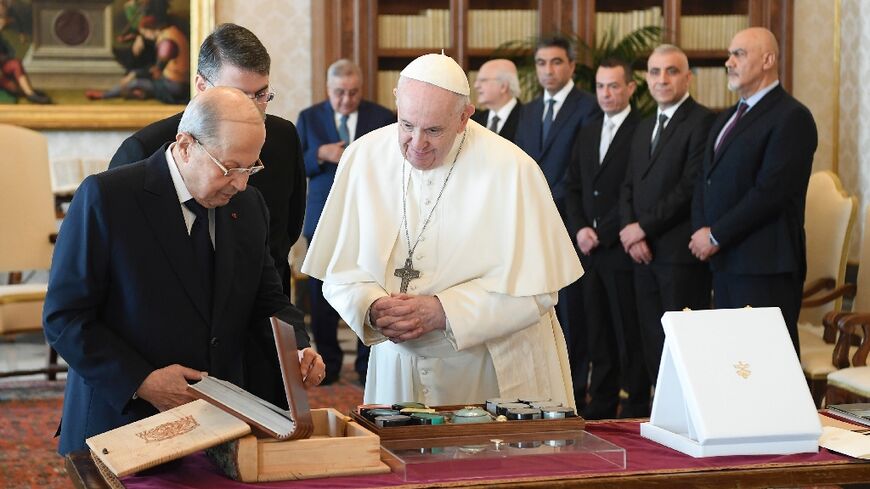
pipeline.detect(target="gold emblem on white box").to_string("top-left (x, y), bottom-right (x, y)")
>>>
top-left (734, 361), bottom-right (751, 379)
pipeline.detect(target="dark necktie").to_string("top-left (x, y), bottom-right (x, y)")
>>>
top-left (541, 99), bottom-right (556, 142)
top-left (488, 114), bottom-right (500, 132)
top-left (184, 199), bottom-right (214, 315)
top-left (714, 101), bottom-right (748, 156)
top-left (650, 112), bottom-right (668, 156)
top-left (337, 114), bottom-right (350, 145)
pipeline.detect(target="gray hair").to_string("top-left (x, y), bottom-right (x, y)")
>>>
top-left (496, 70), bottom-right (521, 98)
top-left (178, 94), bottom-right (223, 149)
top-left (327, 59), bottom-right (363, 83)
top-left (197, 23), bottom-right (270, 82)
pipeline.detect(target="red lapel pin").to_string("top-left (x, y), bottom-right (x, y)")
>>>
top-left (231, 212), bottom-right (238, 219)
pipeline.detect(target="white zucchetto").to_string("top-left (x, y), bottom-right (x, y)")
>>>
top-left (399, 53), bottom-right (470, 96)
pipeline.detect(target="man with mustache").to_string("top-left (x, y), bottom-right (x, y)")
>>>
top-left (690, 27), bottom-right (817, 356)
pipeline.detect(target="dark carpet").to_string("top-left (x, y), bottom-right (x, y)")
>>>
top-left (0, 371), bottom-right (364, 489)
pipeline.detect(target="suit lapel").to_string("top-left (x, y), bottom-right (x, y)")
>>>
top-left (599, 110), bottom-right (636, 172)
top-left (526, 98), bottom-right (544, 158)
top-left (643, 98), bottom-right (695, 177)
top-left (320, 101), bottom-right (341, 142)
top-left (542, 88), bottom-right (579, 152)
top-left (501, 103), bottom-right (521, 137)
top-left (139, 147), bottom-right (212, 323)
top-left (587, 118), bottom-right (604, 180)
top-left (211, 202), bottom-right (236, 321)
top-left (710, 86), bottom-right (784, 171)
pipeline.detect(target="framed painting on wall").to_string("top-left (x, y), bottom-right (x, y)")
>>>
top-left (0, 0), bottom-right (214, 129)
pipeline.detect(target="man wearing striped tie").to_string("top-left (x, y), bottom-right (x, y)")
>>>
top-left (297, 59), bottom-right (394, 386)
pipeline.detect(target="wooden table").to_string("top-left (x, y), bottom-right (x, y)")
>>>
top-left (65, 420), bottom-right (870, 489)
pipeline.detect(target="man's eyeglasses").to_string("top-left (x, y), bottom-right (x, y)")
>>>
top-left (199, 73), bottom-right (276, 104)
top-left (194, 139), bottom-right (265, 177)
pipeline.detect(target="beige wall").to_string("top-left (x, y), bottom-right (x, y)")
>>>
top-left (216, 0), bottom-right (313, 122)
top-left (839, 0), bottom-right (870, 258)
top-left (794, 0), bottom-right (836, 174)
top-left (795, 0), bottom-right (869, 260)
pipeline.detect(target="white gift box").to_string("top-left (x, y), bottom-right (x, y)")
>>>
top-left (640, 307), bottom-right (821, 457)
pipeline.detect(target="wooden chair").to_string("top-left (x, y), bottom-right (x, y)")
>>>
top-left (801, 202), bottom-right (870, 407)
top-left (799, 171), bottom-right (857, 343)
top-left (826, 317), bottom-right (870, 405)
top-left (797, 172), bottom-right (858, 406)
top-left (0, 123), bottom-right (66, 379)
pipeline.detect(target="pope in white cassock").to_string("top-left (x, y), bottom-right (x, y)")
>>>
top-left (302, 53), bottom-right (583, 408)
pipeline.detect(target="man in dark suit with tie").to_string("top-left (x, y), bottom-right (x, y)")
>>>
top-left (619, 45), bottom-right (714, 399)
top-left (515, 35), bottom-right (600, 410)
top-left (565, 58), bottom-right (644, 419)
top-left (107, 24), bottom-right (305, 408)
top-left (297, 59), bottom-right (394, 385)
top-left (471, 58), bottom-right (523, 141)
top-left (690, 28), bottom-right (817, 355)
top-left (109, 24), bottom-right (305, 299)
top-left (44, 87), bottom-right (326, 455)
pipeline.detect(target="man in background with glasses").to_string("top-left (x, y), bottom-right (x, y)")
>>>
top-left (297, 59), bottom-right (394, 386)
top-left (45, 87), bottom-right (325, 455)
top-left (108, 23), bottom-right (306, 409)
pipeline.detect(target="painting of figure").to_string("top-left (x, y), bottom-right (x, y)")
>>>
top-left (0, 0), bottom-right (190, 105)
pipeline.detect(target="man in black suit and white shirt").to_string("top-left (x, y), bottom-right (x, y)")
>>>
top-left (471, 59), bottom-right (522, 142)
top-left (690, 28), bottom-right (817, 355)
top-left (619, 45), bottom-right (714, 401)
top-left (565, 58), bottom-right (644, 419)
top-left (107, 23), bottom-right (306, 410)
top-left (515, 37), bottom-right (600, 410)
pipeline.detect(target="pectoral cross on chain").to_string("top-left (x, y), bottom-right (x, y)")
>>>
top-left (394, 257), bottom-right (420, 293)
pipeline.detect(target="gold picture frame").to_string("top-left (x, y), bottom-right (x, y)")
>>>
top-left (0, 0), bottom-right (214, 130)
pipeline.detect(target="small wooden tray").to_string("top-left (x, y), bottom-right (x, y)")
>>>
top-left (350, 404), bottom-right (585, 441)
top-left (209, 407), bottom-right (390, 482)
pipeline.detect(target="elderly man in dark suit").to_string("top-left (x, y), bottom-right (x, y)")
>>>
top-left (109, 24), bottom-right (305, 297)
top-left (44, 87), bottom-right (326, 455)
top-left (565, 58), bottom-right (644, 419)
top-left (515, 35), bottom-right (600, 411)
top-left (471, 58), bottom-right (523, 141)
top-left (107, 23), bottom-right (305, 408)
top-left (297, 59), bottom-right (394, 385)
top-left (619, 45), bottom-right (714, 405)
top-left (690, 27), bottom-right (817, 355)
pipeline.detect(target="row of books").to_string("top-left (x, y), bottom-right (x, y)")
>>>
top-left (467, 9), bottom-right (538, 49)
top-left (689, 67), bottom-right (740, 109)
top-left (376, 71), bottom-right (401, 110)
top-left (681, 15), bottom-right (749, 50)
top-left (595, 7), bottom-right (663, 45)
top-left (378, 70), bottom-right (482, 110)
top-left (378, 10), bottom-right (450, 49)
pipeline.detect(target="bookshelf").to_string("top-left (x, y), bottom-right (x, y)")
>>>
top-left (311, 0), bottom-right (793, 111)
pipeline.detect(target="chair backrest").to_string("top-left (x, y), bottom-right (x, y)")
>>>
top-left (0, 124), bottom-right (56, 272)
top-left (854, 205), bottom-right (870, 313)
top-left (800, 171), bottom-right (858, 324)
